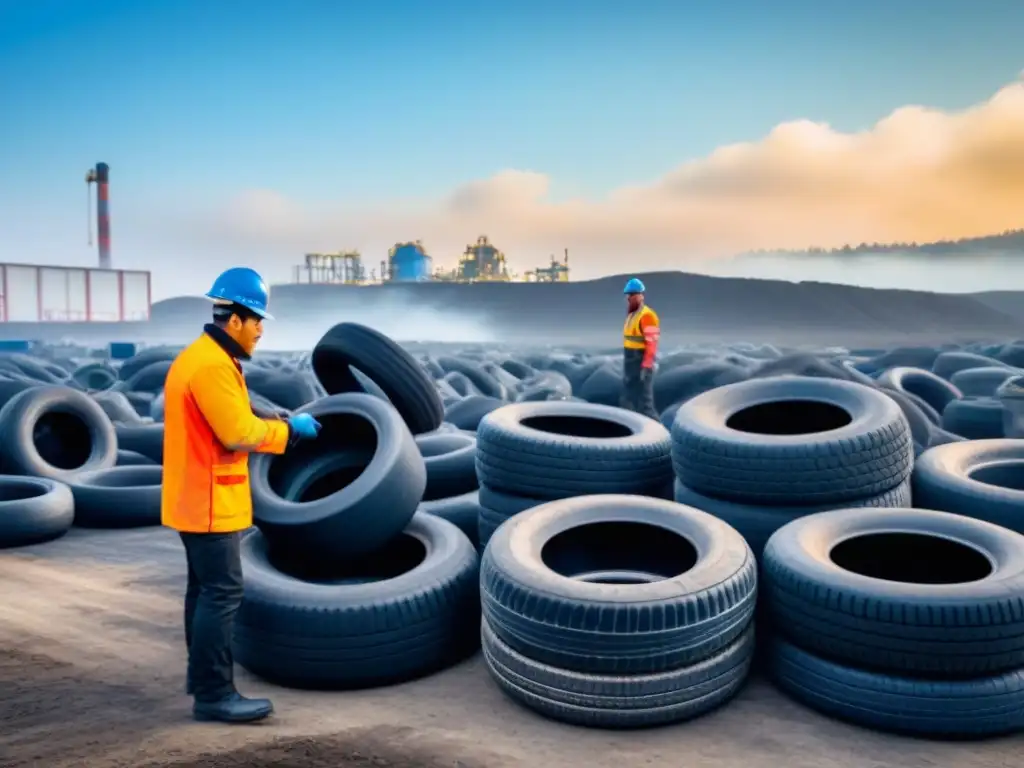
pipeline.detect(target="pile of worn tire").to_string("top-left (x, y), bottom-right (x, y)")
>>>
top-left (479, 493), bottom-right (758, 728)
top-left (8, 329), bottom-right (1024, 735)
top-left (760, 506), bottom-right (1024, 737)
top-left (0, 375), bottom-right (165, 548)
top-left (669, 375), bottom-right (915, 556)
top-left (235, 323), bottom-right (482, 690)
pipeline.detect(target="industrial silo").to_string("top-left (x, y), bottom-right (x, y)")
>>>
top-left (388, 241), bottom-right (433, 282)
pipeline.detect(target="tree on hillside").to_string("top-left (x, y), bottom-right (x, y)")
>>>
top-left (743, 229), bottom-right (1024, 258)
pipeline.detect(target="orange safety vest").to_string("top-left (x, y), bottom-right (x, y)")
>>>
top-left (623, 305), bottom-right (659, 350)
top-left (161, 331), bottom-right (290, 533)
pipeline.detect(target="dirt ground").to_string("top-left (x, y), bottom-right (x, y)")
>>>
top-left (0, 528), bottom-right (1021, 768)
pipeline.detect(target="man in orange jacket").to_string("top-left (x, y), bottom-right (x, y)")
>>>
top-left (162, 267), bottom-right (321, 724)
top-left (621, 277), bottom-right (660, 419)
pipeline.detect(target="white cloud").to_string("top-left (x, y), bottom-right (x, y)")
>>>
top-left (190, 79), bottom-right (1024, 279)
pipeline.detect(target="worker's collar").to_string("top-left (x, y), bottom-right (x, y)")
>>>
top-left (204, 323), bottom-right (252, 361)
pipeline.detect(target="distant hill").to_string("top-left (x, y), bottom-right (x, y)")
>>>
top-left (742, 229), bottom-right (1024, 258)
top-left (2, 270), bottom-right (1021, 348)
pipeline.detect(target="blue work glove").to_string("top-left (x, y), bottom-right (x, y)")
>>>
top-left (288, 413), bottom-right (322, 440)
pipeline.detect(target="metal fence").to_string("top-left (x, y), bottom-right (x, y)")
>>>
top-left (0, 263), bottom-right (152, 322)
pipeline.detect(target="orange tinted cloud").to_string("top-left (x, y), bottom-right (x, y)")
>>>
top-left (201, 77), bottom-right (1024, 278)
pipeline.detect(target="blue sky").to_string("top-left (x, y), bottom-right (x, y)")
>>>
top-left (1, 0), bottom-right (1022, 302)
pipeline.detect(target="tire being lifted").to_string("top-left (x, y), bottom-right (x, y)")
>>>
top-left (233, 513), bottom-right (480, 689)
top-left (671, 376), bottom-right (913, 505)
top-left (311, 322), bottom-right (444, 435)
top-left (0, 385), bottom-right (117, 483)
top-left (250, 393), bottom-right (426, 560)
top-left (0, 476), bottom-right (75, 548)
top-left (763, 507), bottom-right (1024, 677)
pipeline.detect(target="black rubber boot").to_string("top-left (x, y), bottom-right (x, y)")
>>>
top-left (193, 692), bottom-right (274, 723)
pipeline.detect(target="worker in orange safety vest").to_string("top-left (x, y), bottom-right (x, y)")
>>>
top-left (621, 277), bottom-right (660, 419)
top-left (161, 267), bottom-right (322, 724)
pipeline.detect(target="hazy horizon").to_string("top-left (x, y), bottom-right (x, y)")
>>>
top-left (2, 1), bottom-right (1022, 301)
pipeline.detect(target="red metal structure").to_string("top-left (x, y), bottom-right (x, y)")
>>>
top-left (0, 263), bottom-right (151, 323)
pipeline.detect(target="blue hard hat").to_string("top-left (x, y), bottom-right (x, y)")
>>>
top-left (623, 277), bottom-right (646, 294)
top-left (205, 267), bottom-right (273, 319)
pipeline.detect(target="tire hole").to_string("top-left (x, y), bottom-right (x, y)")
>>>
top-left (968, 463), bottom-right (1024, 492)
top-left (520, 415), bottom-right (633, 439)
top-left (266, 414), bottom-right (377, 502)
top-left (34, 411), bottom-right (93, 470)
top-left (542, 521), bottom-right (698, 583)
top-left (267, 532), bottom-right (426, 585)
top-left (726, 400), bottom-right (852, 435)
top-left (0, 481), bottom-right (49, 502)
top-left (830, 532), bottom-right (992, 584)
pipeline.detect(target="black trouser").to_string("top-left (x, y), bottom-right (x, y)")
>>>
top-left (180, 531), bottom-right (244, 702)
top-left (621, 348), bottom-right (658, 419)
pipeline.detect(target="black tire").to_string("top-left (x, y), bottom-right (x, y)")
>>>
top-left (876, 366), bottom-right (962, 414)
top-left (246, 370), bottom-right (318, 411)
top-left (116, 449), bottom-right (157, 466)
top-left (672, 477), bottom-right (912, 557)
top-left (250, 393), bottom-right (426, 560)
top-left (114, 423), bottom-right (164, 464)
top-left (419, 490), bottom-right (481, 549)
top-left (671, 376), bottom-right (913, 505)
top-left (763, 506), bottom-right (1024, 677)
top-left (481, 494), bottom-right (757, 674)
top-left (117, 348), bottom-right (177, 381)
top-left (941, 397), bottom-right (1005, 439)
top-left (443, 395), bottom-right (505, 431)
top-left (436, 357), bottom-right (508, 399)
top-left (482, 619), bottom-right (754, 729)
top-left (415, 431), bottom-right (478, 501)
top-left (233, 514), bottom-right (480, 689)
top-left (932, 351), bottom-right (1008, 380)
top-left (0, 385), bottom-right (117, 483)
top-left (68, 465), bottom-right (162, 528)
top-left (311, 323), bottom-right (443, 434)
top-left (92, 390), bottom-right (145, 424)
top-left (912, 439), bottom-right (1024, 534)
top-left (768, 637), bottom-right (1024, 738)
top-left (951, 366), bottom-right (1019, 397)
top-left (0, 476), bottom-right (75, 548)
top-left (123, 359), bottom-right (172, 393)
top-left (71, 363), bottom-right (118, 391)
top-left (477, 484), bottom-right (549, 550)
top-left (476, 401), bottom-right (673, 500)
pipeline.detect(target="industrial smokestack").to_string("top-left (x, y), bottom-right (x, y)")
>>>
top-left (95, 163), bottom-right (111, 269)
top-left (86, 163), bottom-right (112, 269)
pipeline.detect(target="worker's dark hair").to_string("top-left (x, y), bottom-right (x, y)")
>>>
top-left (212, 302), bottom-right (260, 326)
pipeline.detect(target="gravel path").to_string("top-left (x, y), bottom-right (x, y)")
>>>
top-left (0, 527), bottom-right (1019, 768)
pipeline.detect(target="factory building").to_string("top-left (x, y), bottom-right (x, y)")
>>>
top-left (387, 241), bottom-right (433, 282)
top-left (457, 235), bottom-right (509, 281)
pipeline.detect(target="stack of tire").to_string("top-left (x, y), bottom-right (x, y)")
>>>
top-left (474, 401), bottom-right (675, 548)
top-left (480, 494), bottom-right (758, 728)
top-left (232, 323), bottom-right (481, 690)
top-left (761, 507), bottom-right (1024, 737)
top-left (669, 376), bottom-right (915, 557)
top-left (0, 384), bottom-right (165, 549)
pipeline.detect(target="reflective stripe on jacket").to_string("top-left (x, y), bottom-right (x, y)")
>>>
top-left (623, 305), bottom-right (659, 350)
top-left (161, 328), bottom-right (290, 533)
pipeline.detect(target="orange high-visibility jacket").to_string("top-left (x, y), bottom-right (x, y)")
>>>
top-left (161, 330), bottom-right (290, 533)
top-left (623, 305), bottom-right (659, 350)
